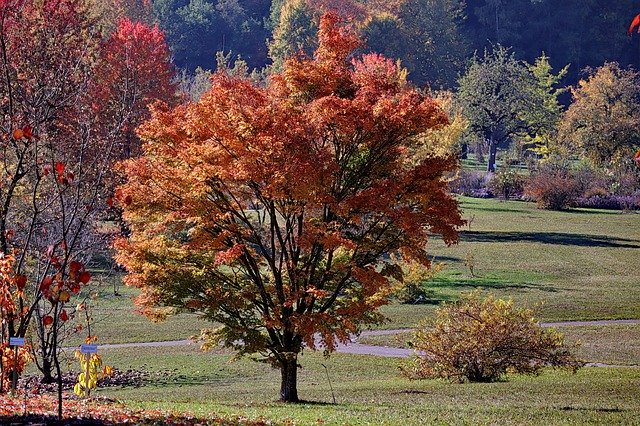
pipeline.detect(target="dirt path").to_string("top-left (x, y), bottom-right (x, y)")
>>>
top-left (95, 318), bottom-right (640, 365)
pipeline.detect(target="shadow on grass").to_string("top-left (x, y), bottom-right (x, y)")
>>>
top-left (460, 231), bottom-right (640, 248)
top-left (470, 205), bottom-right (531, 214)
top-left (427, 276), bottom-right (558, 293)
top-left (431, 255), bottom-right (462, 263)
top-left (559, 406), bottom-right (626, 413)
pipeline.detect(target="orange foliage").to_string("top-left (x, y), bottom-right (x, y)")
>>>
top-left (115, 12), bottom-right (463, 401)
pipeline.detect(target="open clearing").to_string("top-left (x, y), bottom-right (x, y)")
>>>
top-left (44, 197), bottom-right (638, 424)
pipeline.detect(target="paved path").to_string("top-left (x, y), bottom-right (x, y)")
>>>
top-left (95, 319), bottom-right (640, 366)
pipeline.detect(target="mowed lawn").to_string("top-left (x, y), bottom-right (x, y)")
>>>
top-left (382, 196), bottom-right (640, 327)
top-left (50, 197), bottom-right (639, 425)
top-left (91, 345), bottom-right (640, 425)
top-left (84, 197), bottom-right (640, 345)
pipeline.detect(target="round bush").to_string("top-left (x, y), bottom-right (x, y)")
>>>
top-left (403, 292), bottom-right (582, 383)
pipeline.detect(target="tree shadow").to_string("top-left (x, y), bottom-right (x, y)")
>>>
top-left (559, 406), bottom-right (626, 413)
top-left (460, 231), bottom-right (640, 248)
top-left (567, 208), bottom-right (629, 216)
top-left (431, 255), bottom-right (462, 263)
top-left (470, 206), bottom-right (531, 214)
top-left (428, 276), bottom-right (558, 293)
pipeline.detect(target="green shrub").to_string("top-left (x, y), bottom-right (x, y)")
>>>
top-left (488, 169), bottom-right (525, 200)
top-left (402, 292), bottom-right (583, 383)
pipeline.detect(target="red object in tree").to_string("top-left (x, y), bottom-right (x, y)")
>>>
top-left (43, 315), bottom-right (54, 326)
top-left (634, 149), bottom-right (640, 166)
top-left (22, 125), bottom-right (33, 139)
top-left (79, 271), bottom-right (91, 284)
top-left (69, 260), bottom-right (83, 273)
top-left (15, 275), bottom-right (27, 290)
top-left (40, 276), bottom-right (53, 292)
top-left (54, 161), bottom-right (65, 176)
top-left (629, 13), bottom-right (640, 35)
top-left (59, 309), bottom-right (69, 321)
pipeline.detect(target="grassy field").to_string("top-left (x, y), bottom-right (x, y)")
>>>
top-left (46, 197), bottom-right (639, 425)
top-left (87, 345), bottom-right (640, 425)
top-left (76, 196), bottom-right (640, 346)
top-left (380, 196), bottom-right (640, 328)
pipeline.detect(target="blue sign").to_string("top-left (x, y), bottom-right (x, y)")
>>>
top-left (9, 337), bottom-right (25, 346)
top-left (80, 344), bottom-right (98, 354)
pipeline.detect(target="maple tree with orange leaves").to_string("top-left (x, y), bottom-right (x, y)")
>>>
top-left (115, 13), bottom-right (464, 402)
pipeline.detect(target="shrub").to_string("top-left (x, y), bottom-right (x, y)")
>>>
top-left (449, 170), bottom-right (492, 198)
top-left (394, 282), bottom-right (439, 304)
top-left (575, 193), bottom-right (640, 210)
top-left (524, 163), bottom-right (580, 210)
top-left (402, 292), bottom-right (582, 383)
top-left (392, 260), bottom-right (443, 305)
top-left (488, 169), bottom-right (525, 200)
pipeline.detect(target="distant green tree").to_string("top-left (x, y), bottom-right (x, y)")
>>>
top-left (152, 0), bottom-right (270, 72)
top-left (465, 0), bottom-right (639, 84)
top-left (268, 0), bottom-right (318, 70)
top-left (522, 55), bottom-right (568, 157)
top-left (457, 46), bottom-right (543, 172)
top-left (362, 0), bottom-right (469, 88)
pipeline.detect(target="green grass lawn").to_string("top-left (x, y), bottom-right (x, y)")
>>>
top-left (380, 197), bottom-right (640, 328)
top-left (67, 197), bottom-right (639, 345)
top-left (40, 197), bottom-right (640, 425)
top-left (90, 345), bottom-right (640, 425)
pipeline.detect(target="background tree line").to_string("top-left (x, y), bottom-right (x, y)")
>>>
top-left (143, 0), bottom-right (640, 89)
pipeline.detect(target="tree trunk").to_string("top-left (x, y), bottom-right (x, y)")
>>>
top-left (460, 143), bottom-right (468, 159)
top-left (40, 358), bottom-right (55, 384)
top-left (487, 140), bottom-right (498, 173)
top-left (279, 357), bottom-right (299, 403)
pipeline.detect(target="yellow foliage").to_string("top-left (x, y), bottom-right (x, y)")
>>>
top-left (73, 351), bottom-right (112, 397)
top-left (403, 291), bottom-right (583, 382)
top-left (408, 90), bottom-right (467, 162)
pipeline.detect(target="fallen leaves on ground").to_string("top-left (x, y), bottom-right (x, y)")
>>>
top-left (0, 393), bottom-right (276, 425)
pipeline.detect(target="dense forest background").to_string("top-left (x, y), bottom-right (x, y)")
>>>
top-left (142, 0), bottom-right (640, 90)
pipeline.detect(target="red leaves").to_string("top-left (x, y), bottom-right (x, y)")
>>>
top-left (40, 276), bottom-right (53, 292)
top-left (79, 271), bottom-right (91, 284)
top-left (22, 125), bottom-right (32, 139)
top-left (42, 315), bottom-right (54, 326)
top-left (14, 274), bottom-right (27, 290)
top-left (0, 393), bottom-right (273, 425)
top-left (629, 13), bottom-right (640, 35)
top-left (69, 260), bottom-right (83, 273)
top-left (59, 309), bottom-right (69, 321)
top-left (634, 149), bottom-right (640, 167)
top-left (92, 17), bottom-right (178, 158)
top-left (69, 260), bottom-right (90, 285)
top-left (11, 125), bottom-right (32, 140)
top-left (214, 244), bottom-right (245, 266)
top-left (114, 12), bottom-right (463, 380)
